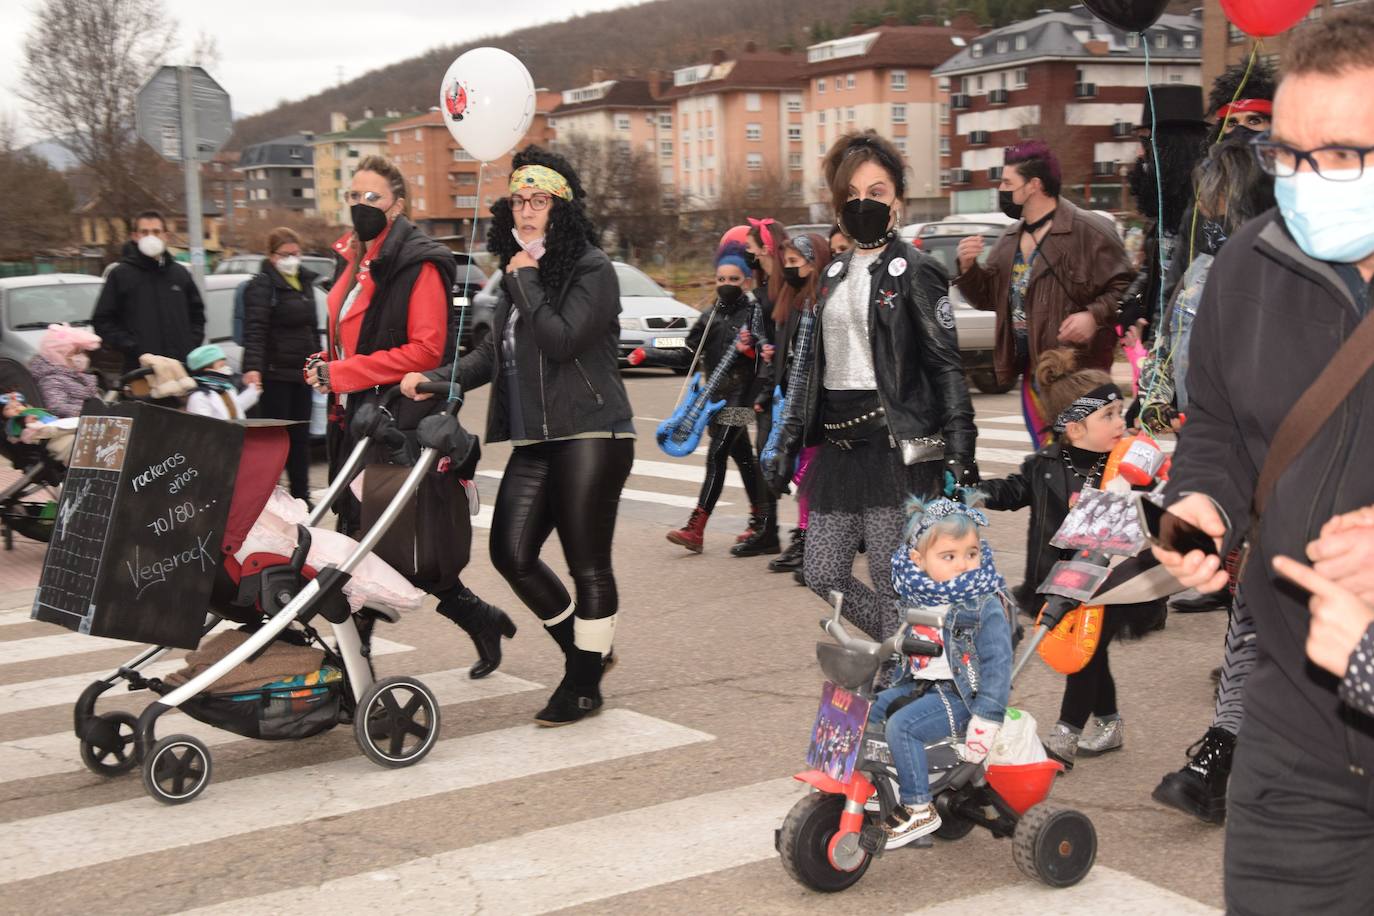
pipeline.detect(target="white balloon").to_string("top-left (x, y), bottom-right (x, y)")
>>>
top-left (440, 47), bottom-right (536, 164)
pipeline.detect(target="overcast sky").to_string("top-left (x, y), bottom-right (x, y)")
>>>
top-left (1, 0), bottom-right (635, 142)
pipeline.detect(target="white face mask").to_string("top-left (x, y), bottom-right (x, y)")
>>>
top-left (512, 228), bottom-right (546, 262)
top-left (137, 234), bottom-right (165, 259)
top-left (276, 255), bottom-right (301, 276)
top-left (1275, 168), bottom-right (1374, 264)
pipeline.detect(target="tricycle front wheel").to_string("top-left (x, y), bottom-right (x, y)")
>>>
top-left (778, 792), bottom-right (872, 892)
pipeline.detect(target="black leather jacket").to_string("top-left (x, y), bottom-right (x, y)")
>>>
top-left (792, 240), bottom-right (976, 462)
top-left (640, 291), bottom-right (766, 409)
top-left (430, 246), bottom-right (634, 443)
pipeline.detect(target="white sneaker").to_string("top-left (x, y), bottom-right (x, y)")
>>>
top-left (883, 802), bottom-right (942, 849)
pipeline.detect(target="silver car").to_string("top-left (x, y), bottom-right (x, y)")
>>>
top-left (0, 274), bottom-right (105, 365)
top-left (915, 220), bottom-right (1009, 394)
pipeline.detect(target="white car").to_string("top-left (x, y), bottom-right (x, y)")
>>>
top-left (0, 274), bottom-right (105, 365)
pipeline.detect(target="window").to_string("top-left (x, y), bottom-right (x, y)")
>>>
top-left (939, 102), bottom-right (950, 124)
top-left (1155, 32), bottom-right (1168, 48)
top-left (786, 94), bottom-right (803, 113)
top-left (303, 188), bottom-right (314, 199)
top-left (453, 149), bottom-right (474, 161)
top-left (683, 155), bottom-right (691, 171)
top-left (746, 122), bottom-right (762, 141)
top-left (890, 70), bottom-right (907, 91)
top-left (846, 73), bottom-right (856, 89)
top-left (290, 188), bottom-right (303, 198)
top-left (787, 125), bottom-right (802, 141)
top-left (939, 136), bottom-right (951, 156)
top-left (817, 78), bottom-right (826, 94)
top-left (818, 110), bottom-right (826, 125)
top-left (818, 141), bottom-right (826, 155)
top-left (891, 104), bottom-right (907, 124)
top-left (1183, 34), bottom-right (1197, 49)
top-left (1127, 32), bottom-right (1139, 48)
top-left (788, 151), bottom-right (803, 170)
top-left (1169, 73), bottom-right (1184, 83)
top-left (416, 197), bottom-right (424, 211)
top-left (745, 92), bottom-right (762, 112)
top-left (960, 76), bottom-right (971, 93)
top-left (615, 114), bottom-right (631, 131)
top-left (1015, 35), bottom-right (1027, 51)
top-left (996, 39), bottom-right (1008, 53)
top-left (659, 112), bottom-right (672, 128)
top-left (939, 169), bottom-right (951, 187)
top-left (333, 168), bottom-right (341, 180)
top-left (1015, 68), bottom-right (1028, 88)
top-left (971, 43), bottom-right (983, 58)
top-left (661, 140), bottom-right (673, 156)
top-left (746, 153), bottom-right (763, 170)
top-left (1228, 22), bottom-right (1244, 43)
top-left (415, 151), bottom-right (423, 164)
top-left (416, 174), bottom-right (425, 187)
top-left (846, 107), bottom-right (856, 122)
top-left (835, 77), bottom-right (842, 91)
top-left (414, 128), bottom-right (422, 141)
top-left (290, 168), bottom-right (302, 178)
top-left (455, 195), bottom-right (478, 208)
top-left (707, 127), bottom-right (715, 140)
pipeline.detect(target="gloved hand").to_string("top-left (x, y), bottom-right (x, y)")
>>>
top-left (627, 347), bottom-right (647, 367)
top-left (959, 715), bottom-right (1000, 764)
top-left (763, 423), bottom-right (801, 497)
top-left (418, 414), bottom-right (480, 479)
top-left (946, 456), bottom-right (979, 488)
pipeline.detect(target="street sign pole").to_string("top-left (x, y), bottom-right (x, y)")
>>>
top-left (177, 66), bottom-right (206, 293)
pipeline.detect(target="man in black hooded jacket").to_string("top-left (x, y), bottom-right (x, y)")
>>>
top-left (92, 210), bottom-right (205, 372)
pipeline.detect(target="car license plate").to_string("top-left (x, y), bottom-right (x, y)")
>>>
top-left (653, 337), bottom-right (686, 348)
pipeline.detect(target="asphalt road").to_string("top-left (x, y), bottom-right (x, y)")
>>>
top-left (0, 369), bottom-right (1227, 914)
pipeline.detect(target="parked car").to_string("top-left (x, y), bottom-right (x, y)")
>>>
top-left (0, 273), bottom-right (105, 366)
top-left (916, 220), bottom-right (1011, 394)
top-left (785, 223), bottom-right (832, 240)
top-left (215, 253), bottom-right (338, 288)
top-left (469, 261), bottom-right (701, 372)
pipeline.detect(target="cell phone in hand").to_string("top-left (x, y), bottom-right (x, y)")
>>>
top-left (1136, 495), bottom-right (1219, 557)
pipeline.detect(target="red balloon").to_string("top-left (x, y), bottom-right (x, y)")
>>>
top-left (1220, 0), bottom-right (1319, 38)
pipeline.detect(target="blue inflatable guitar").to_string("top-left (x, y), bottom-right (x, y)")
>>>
top-left (656, 347), bottom-right (739, 457)
top-left (760, 309), bottom-right (817, 478)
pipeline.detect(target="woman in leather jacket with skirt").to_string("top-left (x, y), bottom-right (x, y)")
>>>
top-left (768, 131), bottom-right (978, 642)
top-left (403, 146), bottom-right (634, 726)
top-left (629, 241), bottom-right (774, 555)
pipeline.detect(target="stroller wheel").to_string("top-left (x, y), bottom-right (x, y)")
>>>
top-left (79, 711), bottom-right (141, 777)
top-left (354, 676), bottom-right (441, 768)
top-left (1012, 803), bottom-right (1097, 888)
top-left (142, 735), bottom-right (212, 805)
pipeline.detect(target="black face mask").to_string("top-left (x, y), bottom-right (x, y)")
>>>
top-left (782, 266), bottom-right (807, 290)
top-left (351, 203), bottom-right (389, 242)
top-left (717, 283), bottom-right (744, 306)
top-left (744, 252), bottom-right (761, 270)
top-left (841, 198), bottom-right (892, 246)
top-left (998, 189), bottom-right (1024, 221)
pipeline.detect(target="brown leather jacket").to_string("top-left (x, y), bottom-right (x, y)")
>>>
top-left (954, 198), bottom-right (1131, 386)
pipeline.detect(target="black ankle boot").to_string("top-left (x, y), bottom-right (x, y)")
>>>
top-left (1151, 726), bottom-right (1235, 824)
top-left (534, 647), bottom-right (605, 726)
top-left (437, 588), bottom-right (517, 680)
top-left (769, 528), bottom-right (806, 572)
top-left (730, 506), bottom-right (781, 557)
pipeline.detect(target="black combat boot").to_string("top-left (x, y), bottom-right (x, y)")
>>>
top-left (1151, 726), bottom-right (1235, 824)
top-left (768, 528), bottom-right (806, 572)
top-left (437, 586), bottom-right (517, 680)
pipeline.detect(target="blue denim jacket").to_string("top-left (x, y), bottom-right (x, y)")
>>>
top-left (892, 585), bottom-right (1014, 724)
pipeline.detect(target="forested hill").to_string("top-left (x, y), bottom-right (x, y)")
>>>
top-left (228, 0), bottom-right (1195, 149)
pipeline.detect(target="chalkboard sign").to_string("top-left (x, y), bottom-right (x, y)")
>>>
top-left (31, 402), bottom-right (243, 649)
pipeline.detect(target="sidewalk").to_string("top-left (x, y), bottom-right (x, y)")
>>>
top-left (0, 466), bottom-right (48, 594)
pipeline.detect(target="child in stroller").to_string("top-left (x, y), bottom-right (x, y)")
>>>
top-left (867, 497), bottom-right (1014, 848)
top-left (0, 359), bottom-right (70, 549)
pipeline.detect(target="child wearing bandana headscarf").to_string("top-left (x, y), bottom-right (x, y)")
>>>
top-left (959, 349), bottom-right (1165, 769)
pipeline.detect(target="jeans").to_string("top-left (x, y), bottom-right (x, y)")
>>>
top-left (869, 679), bottom-right (970, 805)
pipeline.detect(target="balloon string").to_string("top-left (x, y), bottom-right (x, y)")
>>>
top-left (448, 160), bottom-right (485, 404)
top-left (1188, 40), bottom-right (1262, 265)
top-left (1144, 40), bottom-right (1166, 379)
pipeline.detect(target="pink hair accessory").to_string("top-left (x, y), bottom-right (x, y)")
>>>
top-left (747, 217), bottom-right (780, 255)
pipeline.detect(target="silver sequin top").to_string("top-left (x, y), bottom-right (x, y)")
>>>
top-left (822, 248), bottom-right (882, 390)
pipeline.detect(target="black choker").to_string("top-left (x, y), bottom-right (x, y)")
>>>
top-left (1022, 209), bottom-right (1056, 234)
top-left (854, 230), bottom-right (896, 250)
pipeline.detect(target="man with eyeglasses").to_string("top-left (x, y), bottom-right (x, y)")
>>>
top-left (1152, 7), bottom-right (1374, 912)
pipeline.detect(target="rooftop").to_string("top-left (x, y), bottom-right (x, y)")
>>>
top-left (804, 25), bottom-right (983, 77)
top-left (237, 133), bottom-right (316, 169)
top-left (934, 5), bottom-right (1202, 75)
top-left (657, 49), bottom-right (806, 99)
top-left (315, 114), bottom-right (412, 143)
top-left (553, 78), bottom-right (667, 116)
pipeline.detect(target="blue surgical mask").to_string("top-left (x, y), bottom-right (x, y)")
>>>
top-left (1274, 169), bottom-right (1374, 264)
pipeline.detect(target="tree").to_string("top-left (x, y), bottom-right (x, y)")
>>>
top-left (0, 117), bottom-right (76, 257)
top-left (553, 133), bottom-right (677, 262)
top-left (17, 0), bottom-right (178, 256)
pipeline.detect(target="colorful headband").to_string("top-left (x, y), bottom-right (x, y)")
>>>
top-left (789, 235), bottom-right (816, 263)
top-left (1215, 99), bottom-right (1272, 119)
top-left (747, 217), bottom-right (779, 255)
top-left (510, 165), bottom-right (573, 201)
top-left (910, 498), bottom-right (990, 546)
top-left (1053, 384), bottom-right (1121, 434)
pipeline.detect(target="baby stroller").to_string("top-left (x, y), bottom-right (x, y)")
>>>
top-left (0, 357), bottom-right (66, 550)
top-left (777, 594), bottom-right (1095, 891)
top-left (71, 382), bottom-right (462, 804)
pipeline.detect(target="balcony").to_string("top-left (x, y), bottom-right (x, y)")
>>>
top-left (949, 168), bottom-right (972, 185)
top-left (1074, 82), bottom-right (1098, 98)
top-left (1093, 161), bottom-right (1119, 177)
top-left (988, 166), bottom-right (1004, 180)
top-left (951, 93), bottom-right (972, 110)
top-left (969, 130), bottom-right (991, 146)
top-left (1111, 121), bottom-right (1135, 138)
top-left (988, 88), bottom-right (1009, 105)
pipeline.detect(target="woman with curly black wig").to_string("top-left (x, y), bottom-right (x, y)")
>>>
top-left (403, 145), bottom-right (634, 726)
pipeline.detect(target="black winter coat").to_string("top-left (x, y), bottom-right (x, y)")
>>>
top-left (434, 246), bottom-right (634, 443)
top-left (92, 241), bottom-right (206, 371)
top-left (242, 262), bottom-right (321, 383)
top-left (640, 291), bottom-right (766, 409)
top-left (795, 241), bottom-right (976, 460)
top-left (1167, 210), bottom-right (1374, 771)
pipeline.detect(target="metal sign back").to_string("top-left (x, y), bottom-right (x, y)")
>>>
top-left (135, 65), bottom-right (232, 162)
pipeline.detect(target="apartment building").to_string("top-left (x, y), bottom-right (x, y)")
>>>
top-left (385, 90), bottom-right (559, 246)
top-left (236, 133), bottom-right (317, 218)
top-left (801, 18), bottom-right (982, 223)
top-left (549, 74), bottom-right (674, 187)
top-left (313, 110), bottom-right (406, 226)
top-left (934, 6), bottom-right (1202, 213)
top-left (1201, 0), bottom-right (1368, 89)
top-left (656, 43), bottom-right (807, 213)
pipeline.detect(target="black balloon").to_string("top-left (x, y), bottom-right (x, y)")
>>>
top-left (1081, 0), bottom-right (1169, 32)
